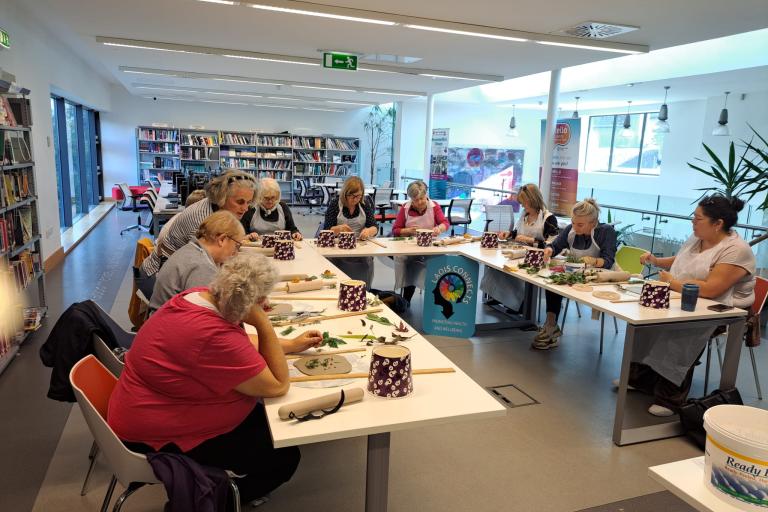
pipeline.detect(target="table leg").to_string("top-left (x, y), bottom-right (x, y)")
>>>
top-left (720, 318), bottom-right (746, 388)
top-left (366, 432), bottom-right (390, 512)
top-left (612, 324), bottom-right (636, 445)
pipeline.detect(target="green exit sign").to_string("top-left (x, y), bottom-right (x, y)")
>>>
top-left (0, 29), bottom-right (9, 49)
top-left (323, 52), bottom-right (357, 71)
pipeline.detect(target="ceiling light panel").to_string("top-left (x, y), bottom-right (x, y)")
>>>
top-left (536, 40), bottom-right (642, 54)
top-left (292, 85), bottom-right (357, 92)
top-left (239, 1), bottom-right (396, 25)
top-left (403, 24), bottom-right (527, 42)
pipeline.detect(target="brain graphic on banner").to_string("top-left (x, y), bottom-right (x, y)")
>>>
top-left (423, 255), bottom-right (479, 338)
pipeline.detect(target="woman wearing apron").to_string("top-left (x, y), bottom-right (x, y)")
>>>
top-left (630, 195), bottom-right (755, 416)
top-left (392, 180), bottom-right (450, 305)
top-left (242, 178), bottom-right (303, 240)
top-left (480, 184), bottom-right (559, 312)
top-left (537, 199), bottom-right (617, 350)
top-left (323, 176), bottom-right (379, 287)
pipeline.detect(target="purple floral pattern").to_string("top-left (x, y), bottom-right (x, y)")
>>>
top-left (367, 347), bottom-right (413, 398)
top-left (261, 234), bottom-right (277, 248)
top-left (416, 230), bottom-right (433, 247)
top-left (524, 250), bottom-right (544, 268)
top-left (274, 230), bottom-right (292, 240)
top-left (640, 281), bottom-right (670, 309)
top-left (274, 240), bottom-right (295, 260)
top-left (317, 230), bottom-right (336, 248)
top-left (337, 232), bottom-right (357, 250)
top-left (338, 280), bottom-right (367, 311)
top-left (481, 232), bottom-right (499, 249)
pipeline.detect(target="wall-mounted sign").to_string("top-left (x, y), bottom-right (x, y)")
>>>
top-left (323, 52), bottom-right (357, 71)
top-left (0, 29), bottom-right (10, 49)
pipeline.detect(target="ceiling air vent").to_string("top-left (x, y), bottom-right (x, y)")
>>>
top-left (555, 22), bottom-right (638, 39)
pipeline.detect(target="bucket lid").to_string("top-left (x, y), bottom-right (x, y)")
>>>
top-left (704, 405), bottom-right (768, 447)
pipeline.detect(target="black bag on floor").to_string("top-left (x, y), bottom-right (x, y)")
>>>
top-left (369, 288), bottom-right (408, 314)
top-left (678, 388), bottom-right (743, 449)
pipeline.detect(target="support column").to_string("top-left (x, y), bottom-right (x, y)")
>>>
top-left (423, 93), bottom-right (435, 181)
top-left (539, 69), bottom-right (561, 202)
top-left (392, 100), bottom-right (404, 186)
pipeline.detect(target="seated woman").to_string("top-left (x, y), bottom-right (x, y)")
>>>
top-left (480, 183), bottom-right (559, 312)
top-left (631, 195), bottom-right (755, 416)
top-left (242, 178), bottom-right (302, 240)
top-left (391, 180), bottom-right (449, 305)
top-left (138, 171), bottom-right (258, 298)
top-left (323, 176), bottom-right (378, 287)
top-left (537, 198), bottom-right (617, 350)
top-left (149, 210), bottom-right (243, 311)
top-left (109, 253), bottom-right (308, 506)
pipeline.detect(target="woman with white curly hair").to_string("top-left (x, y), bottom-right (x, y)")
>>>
top-left (242, 177), bottom-right (303, 240)
top-left (109, 253), bottom-right (307, 506)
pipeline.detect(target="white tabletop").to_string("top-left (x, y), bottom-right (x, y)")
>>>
top-left (457, 244), bottom-right (746, 326)
top-left (152, 196), bottom-right (184, 215)
top-left (648, 457), bottom-right (744, 512)
top-left (310, 237), bottom-right (464, 258)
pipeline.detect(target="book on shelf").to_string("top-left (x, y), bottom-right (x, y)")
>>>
top-left (3, 131), bottom-right (31, 165)
top-left (23, 306), bottom-right (43, 332)
top-left (181, 134), bottom-right (217, 146)
top-left (6, 98), bottom-right (32, 127)
top-left (292, 137), bottom-right (324, 150)
top-left (221, 133), bottom-right (255, 145)
top-left (141, 157), bottom-right (179, 170)
top-left (139, 128), bottom-right (178, 141)
top-left (181, 147), bottom-right (217, 160)
top-left (139, 141), bottom-right (179, 154)
top-left (258, 135), bottom-right (291, 147)
top-left (326, 138), bottom-right (358, 151)
top-left (18, 207), bottom-right (32, 242)
top-left (221, 158), bottom-right (257, 170)
top-left (221, 149), bottom-right (257, 158)
top-left (0, 97), bottom-right (17, 127)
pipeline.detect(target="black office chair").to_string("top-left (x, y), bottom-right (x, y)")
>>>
top-left (118, 183), bottom-right (151, 235)
top-left (447, 198), bottom-right (473, 235)
top-left (296, 179), bottom-right (322, 214)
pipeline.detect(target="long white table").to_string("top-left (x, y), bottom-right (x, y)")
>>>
top-left (649, 457), bottom-right (744, 512)
top-left (307, 237), bottom-right (747, 446)
top-left (151, 197), bottom-right (184, 236)
top-left (256, 243), bottom-right (506, 512)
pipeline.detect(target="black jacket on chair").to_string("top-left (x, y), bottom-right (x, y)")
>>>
top-left (40, 300), bottom-right (120, 402)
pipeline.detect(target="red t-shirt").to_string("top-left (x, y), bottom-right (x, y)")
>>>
top-left (108, 288), bottom-right (266, 451)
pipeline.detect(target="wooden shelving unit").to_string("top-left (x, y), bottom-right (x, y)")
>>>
top-left (0, 79), bottom-right (47, 377)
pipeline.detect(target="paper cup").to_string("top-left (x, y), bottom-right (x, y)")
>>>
top-left (274, 230), bottom-right (292, 240)
top-left (367, 345), bottom-right (413, 399)
top-left (317, 230), bottom-right (336, 248)
top-left (274, 240), bottom-right (295, 260)
top-left (337, 279), bottom-right (367, 311)
top-left (261, 234), bottom-right (277, 248)
top-left (416, 229), bottom-right (433, 247)
top-left (524, 249), bottom-right (544, 268)
top-left (481, 232), bottom-right (499, 249)
top-left (337, 232), bottom-right (357, 250)
top-left (640, 280), bottom-right (670, 309)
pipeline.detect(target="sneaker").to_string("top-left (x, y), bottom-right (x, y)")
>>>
top-left (250, 496), bottom-right (270, 508)
top-left (648, 404), bottom-right (675, 417)
top-left (611, 379), bottom-right (637, 391)
top-left (533, 325), bottom-right (561, 342)
top-left (532, 325), bottom-right (561, 350)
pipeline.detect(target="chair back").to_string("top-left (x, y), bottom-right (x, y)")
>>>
top-left (320, 185), bottom-right (332, 205)
top-left (448, 198), bottom-right (473, 223)
top-left (93, 334), bottom-right (126, 378)
top-left (70, 356), bottom-right (159, 488)
top-left (751, 276), bottom-right (768, 316)
top-left (382, 180), bottom-right (393, 188)
top-left (91, 301), bottom-right (135, 349)
top-left (484, 204), bottom-right (515, 232)
top-left (117, 183), bottom-right (135, 210)
top-left (374, 188), bottom-right (393, 207)
top-left (143, 186), bottom-right (158, 202)
top-left (615, 245), bottom-right (647, 275)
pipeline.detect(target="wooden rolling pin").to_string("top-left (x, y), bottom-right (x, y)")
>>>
top-left (290, 367), bottom-right (456, 382)
top-left (433, 237), bottom-right (470, 246)
top-left (272, 307), bottom-right (383, 327)
top-left (278, 387), bottom-right (365, 420)
top-left (279, 274), bottom-right (310, 282)
top-left (285, 347), bottom-right (368, 360)
top-left (273, 280), bottom-right (337, 293)
top-left (594, 271), bottom-right (631, 283)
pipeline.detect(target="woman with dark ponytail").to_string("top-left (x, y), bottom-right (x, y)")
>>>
top-left (630, 194), bottom-right (756, 416)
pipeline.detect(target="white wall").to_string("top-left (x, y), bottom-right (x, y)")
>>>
top-left (102, 88), bottom-right (372, 191)
top-left (0, 0), bottom-right (113, 259)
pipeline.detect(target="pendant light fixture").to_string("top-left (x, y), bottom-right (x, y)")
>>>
top-left (572, 96), bottom-right (580, 119)
top-left (620, 100), bottom-right (633, 137)
top-left (712, 91), bottom-right (730, 136)
top-left (655, 86), bottom-right (670, 133)
top-left (506, 104), bottom-right (519, 137)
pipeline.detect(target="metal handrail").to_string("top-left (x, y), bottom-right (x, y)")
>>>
top-left (401, 175), bottom-right (509, 195)
top-left (601, 204), bottom-right (768, 233)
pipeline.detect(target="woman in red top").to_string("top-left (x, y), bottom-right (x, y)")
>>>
top-left (108, 253), bottom-right (300, 506)
top-left (391, 180), bottom-right (449, 305)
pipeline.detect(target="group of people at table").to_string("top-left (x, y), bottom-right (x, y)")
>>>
top-left (110, 170), bottom-right (755, 506)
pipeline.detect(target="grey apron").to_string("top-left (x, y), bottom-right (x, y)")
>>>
top-left (250, 204), bottom-right (286, 235)
top-left (330, 201), bottom-right (374, 287)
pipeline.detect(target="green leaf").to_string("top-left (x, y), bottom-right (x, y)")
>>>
top-left (366, 313), bottom-right (393, 326)
top-left (280, 326), bottom-right (295, 336)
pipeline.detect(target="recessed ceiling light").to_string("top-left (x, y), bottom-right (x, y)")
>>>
top-left (197, 0), bottom-right (236, 4)
top-left (303, 107), bottom-right (344, 112)
top-left (363, 91), bottom-right (421, 97)
top-left (200, 100), bottom-right (250, 105)
top-left (244, 3), bottom-right (397, 25)
top-left (213, 78), bottom-right (284, 86)
top-left (124, 70), bottom-right (179, 76)
top-left (103, 42), bottom-right (205, 55)
top-left (204, 91), bottom-right (263, 98)
top-left (292, 85), bottom-right (357, 92)
top-left (135, 86), bottom-right (200, 94)
top-left (327, 100), bottom-right (373, 106)
top-left (403, 24), bottom-right (527, 42)
top-left (223, 54), bottom-right (319, 66)
top-left (267, 96), bottom-right (302, 101)
top-left (251, 104), bottom-right (299, 109)
top-left (536, 40), bottom-right (641, 54)
top-left (418, 73), bottom-right (485, 81)
top-left (357, 67), bottom-right (399, 74)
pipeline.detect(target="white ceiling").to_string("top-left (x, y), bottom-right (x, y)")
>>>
top-left (20, 0), bottom-right (768, 110)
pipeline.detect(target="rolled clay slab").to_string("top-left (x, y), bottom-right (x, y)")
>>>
top-left (572, 284), bottom-right (593, 292)
top-left (293, 354), bottom-right (352, 376)
top-left (594, 271), bottom-right (631, 283)
top-left (278, 387), bottom-right (365, 420)
top-left (592, 290), bottom-right (621, 300)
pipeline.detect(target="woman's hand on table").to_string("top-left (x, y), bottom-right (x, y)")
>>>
top-left (659, 270), bottom-right (673, 283)
top-left (543, 247), bottom-right (553, 263)
top-left (292, 232), bottom-right (303, 241)
top-left (498, 231), bottom-right (510, 240)
top-left (581, 256), bottom-right (597, 267)
top-left (432, 226), bottom-right (442, 236)
top-left (284, 330), bottom-right (323, 353)
top-left (640, 251), bottom-right (657, 266)
top-left (331, 224), bottom-right (352, 234)
top-left (359, 226), bottom-right (378, 240)
top-left (245, 232), bottom-right (260, 242)
top-left (515, 235), bottom-right (535, 245)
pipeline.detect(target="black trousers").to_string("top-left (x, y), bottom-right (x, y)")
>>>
top-left (544, 290), bottom-right (563, 318)
top-left (628, 357), bottom-right (701, 410)
top-left (126, 403), bottom-right (300, 503)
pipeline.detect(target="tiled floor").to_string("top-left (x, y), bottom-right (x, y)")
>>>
top-left (5, 206), bottom-right (766, 512)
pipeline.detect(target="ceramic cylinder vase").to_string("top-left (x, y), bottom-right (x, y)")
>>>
top-left (337, 232), bottom-right (357, 250)
top-left (416, 229), bottom-right (433, 247)
top-left (274, 240), bottom-right (295, 261)
top-left (274, 230), bottom-right (292, 241)
top-left (337, 279), bottom-right (367, 311)
top-left (261, 234), bottom-right (277, 248)
top-left (317, 230), bottom-right (336, 248)
top-left (481, 231), bottom-right (499, 249)
top-left (367, 345), bottom-right (413, 399)
top-left (524, 249), bottom-right (544, 268)
top-left (640, 280), bottom-right (671, 309)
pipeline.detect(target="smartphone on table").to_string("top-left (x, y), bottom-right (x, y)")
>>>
top-left (707, 304), bottom-right (734, 312)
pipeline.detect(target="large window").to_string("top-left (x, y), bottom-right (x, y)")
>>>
top-left (51, 96), bottom-right (101, 228)
top-left (584, 112), bottom-right (665, 175)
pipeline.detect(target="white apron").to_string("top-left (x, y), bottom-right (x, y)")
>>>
top-left (632, 234), bottom-right (727, 385)
top-left (395, 200), bottom-right (437, 290)
top-left (330, 201), bottom-right (374, 286)
top-left (250, 204), bottom-right (286, 235)
top-left (480, 209), bottom-right (549, 309)
top-left (566, 227), bottom-right (602, 260)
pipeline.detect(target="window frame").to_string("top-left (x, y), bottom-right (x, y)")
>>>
top-left (585, 111), bottom-right (662, 176)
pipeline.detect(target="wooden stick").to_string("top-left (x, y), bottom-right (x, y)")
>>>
top-left (290, 367), bottom-right (456, 382)
top-left (286, 347), bottom-right (368, 360)
top-left (272, 307), bottom-right (383, 327)
top-left (270, 295), bottom-right (339, 301)
top-left (365, 238), bottom-right (387, 248)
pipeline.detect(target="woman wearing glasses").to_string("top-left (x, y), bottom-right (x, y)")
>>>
top-left (242, 178), bottom-right (303, 240)
top-left (110, 254), bottom-right (303, 508)
top-left (138, 171), bottom-right (258, 298)
top-left (323, 176), bottom-right (378, 286)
